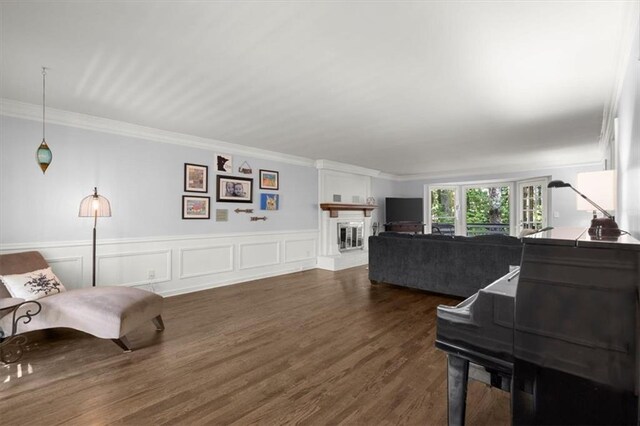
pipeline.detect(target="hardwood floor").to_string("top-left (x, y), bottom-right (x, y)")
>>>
top-left (0, 266), bottom-right (509, 425)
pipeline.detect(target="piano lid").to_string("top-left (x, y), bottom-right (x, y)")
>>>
top-left (524, 226), bottom-right (640, 250)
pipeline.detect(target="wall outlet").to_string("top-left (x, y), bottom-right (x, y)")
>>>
top-left (553, 211), bottom-right (560, 218)
top-left (147, 270), bottom-right (156, 279)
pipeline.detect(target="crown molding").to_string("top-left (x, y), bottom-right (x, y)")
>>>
top-left (315, 159), bottom-right (381, 177)
top-left (391, 160), bottom-right (603, 182)
top-left (0, 98), bottom-right (316, 168)
top-left (598, 2), bottom-right (639, 154)
top-left (0, 98), bottom-right (605, 183)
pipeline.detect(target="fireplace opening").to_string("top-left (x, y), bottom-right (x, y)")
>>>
top-left (338, 221), bottom-right (364, 252)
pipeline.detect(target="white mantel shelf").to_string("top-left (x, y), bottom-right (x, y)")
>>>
top-left (319, 203), bottom-right (377, 218)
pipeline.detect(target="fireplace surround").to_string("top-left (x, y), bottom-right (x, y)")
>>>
top-left (338, 221), bottom-right (364, 252)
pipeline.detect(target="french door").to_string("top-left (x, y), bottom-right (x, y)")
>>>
top-left (517, 179), bottom-right (548, 234)
top-left (428, 186), bottom-right (459, 235)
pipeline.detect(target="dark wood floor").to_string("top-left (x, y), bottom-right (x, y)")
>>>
top-left (0, 266), bottom-right (509, 425)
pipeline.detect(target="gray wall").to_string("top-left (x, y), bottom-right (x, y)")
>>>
top-left (380, 163), bottom-right (602, 229)
top-left (616, 23), bottom-right (639, 239)
top-left (370, 177), bottom-right (396, 225)
top-left (0, 115), bottom-right (318, 245)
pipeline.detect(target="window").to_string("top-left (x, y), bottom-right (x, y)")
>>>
top-left (463, 185), bottom-right (511, 236)
top-left (427, 177), bottom-right (548, 236)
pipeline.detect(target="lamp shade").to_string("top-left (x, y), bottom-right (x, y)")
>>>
top-left (576, 170), bottom-right (616, 212)
top-left (79, 187), bottom-right (112, 217)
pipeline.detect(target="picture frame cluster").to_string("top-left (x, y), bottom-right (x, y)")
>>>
top-left (181, 155), bottom-right (280, 220)
top-left (183, 163), bottom-right (210, 219)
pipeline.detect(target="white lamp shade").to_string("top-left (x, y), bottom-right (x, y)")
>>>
top-left (576, 170), bottom-right (616, 212)
top-left (79, 189), bottom-right (112, 217)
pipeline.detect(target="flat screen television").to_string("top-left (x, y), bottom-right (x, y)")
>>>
top-left (385, 198), bottom-right (423, 223)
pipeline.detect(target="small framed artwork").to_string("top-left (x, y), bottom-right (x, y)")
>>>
top-left (184, 163), bottom-right (208, 193)
top-left (217, 176), bottom-right (253, 203)
top-left (216, 154), bottom-right (232, 173)
top-left (182, 196), bottom-right (210, 219)
top-left (259, 169), bottom-right (279, 190)
top-left (260, 193), bottom-right (279, 210)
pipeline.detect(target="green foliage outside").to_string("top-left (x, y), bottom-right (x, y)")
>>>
top-left (431, 189), bottom-right (455, 224)
top-left (466, 187), bottom-right (510, 224)
top-left (431, 187), bottom-right (510, 225)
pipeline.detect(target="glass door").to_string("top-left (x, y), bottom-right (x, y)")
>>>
top-left (463, 185), bottom-right (511, 236)
top-left (429, 186), bottom-right (458, 235)
top-left (517, 179), bottom-right (547, 234)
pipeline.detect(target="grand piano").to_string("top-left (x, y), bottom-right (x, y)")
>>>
top-left (436, 227), bottom-right (640, 425)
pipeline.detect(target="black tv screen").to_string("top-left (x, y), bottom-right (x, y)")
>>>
top-left (385, 198), bottom-right (423, 223)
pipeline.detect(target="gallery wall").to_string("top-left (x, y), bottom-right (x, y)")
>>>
top-left (0, 115), bottom-right (318, 245)
top-left (0, 113), bottom-right (319, 295)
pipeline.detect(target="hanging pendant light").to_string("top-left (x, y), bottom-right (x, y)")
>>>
top-left (36, 66), bottom-right (52, 174)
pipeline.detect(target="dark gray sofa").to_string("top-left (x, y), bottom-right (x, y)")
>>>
top-left (368, 232), bottom-right (523, 298)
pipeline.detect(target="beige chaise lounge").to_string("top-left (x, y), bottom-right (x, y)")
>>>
top-left (0, 251), bottom-right (164, 352)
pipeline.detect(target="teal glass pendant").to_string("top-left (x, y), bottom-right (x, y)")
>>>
top-left (36, 139), bottom-right (52, 174)
top-left (36, 67), bottom-right (52, 174)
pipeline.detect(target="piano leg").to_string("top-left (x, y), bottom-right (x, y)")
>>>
top-left (447, 354), bottom-right (469, 426)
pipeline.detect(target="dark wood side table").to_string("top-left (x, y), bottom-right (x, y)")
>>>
top-left (0, 298), bottom-right (42, 363)
top-left (384, 222), bottom-right (425, 233)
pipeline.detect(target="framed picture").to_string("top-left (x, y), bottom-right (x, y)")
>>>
top-left (184, 163), bottom-right (208, 193)
top-left (259, 169), bottom-right (279, 190)
top-left (260, 193), bottom-right (279, 211)
top-left (216, 175), bottom-right (253, 203)
top-left (182, 196), bottom-right (210, 219)
top-left (216, 154), bottom-right (232, 173)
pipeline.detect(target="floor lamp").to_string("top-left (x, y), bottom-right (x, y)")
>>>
top-left (79, 187), bottom-right (112, 286)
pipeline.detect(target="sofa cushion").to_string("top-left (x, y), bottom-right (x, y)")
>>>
top-left (468, 234), bottom-right (522, 245)
top-left (414, 233), bottom-right (455, 241)
top-left (0, 251), bottom-right (50, 298)
top-left (1, 267), bottom-right (66, 301)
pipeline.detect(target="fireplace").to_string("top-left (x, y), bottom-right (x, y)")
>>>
top-left (317, 202), bottom-right (376, 271)
top-left (338, 221), bottom-right (364, 252)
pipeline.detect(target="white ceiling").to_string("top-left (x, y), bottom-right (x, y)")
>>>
top-left (0, 1), bottom-right (635, 176)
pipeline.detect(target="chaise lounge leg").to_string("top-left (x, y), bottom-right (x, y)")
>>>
top-left (112, 336), bottom-right (133, 353)
top-left (152, 315), bottom-right (165, 331)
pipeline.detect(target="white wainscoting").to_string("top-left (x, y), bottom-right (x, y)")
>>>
top-left (0, 229), bottom-right (318, 297)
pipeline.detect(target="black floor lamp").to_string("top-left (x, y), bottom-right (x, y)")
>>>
top-left (79, 187), bottom-right (112, 286)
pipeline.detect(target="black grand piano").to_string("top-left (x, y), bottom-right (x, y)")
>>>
top-left (436, 227), bottom-right (640, 425)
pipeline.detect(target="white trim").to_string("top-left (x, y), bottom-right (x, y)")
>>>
top-left (96, 249), bottom-right (172, 287)
top-left (160, 264), bottom-right (317, 297)
top-left (237, 241), bottom-right (281, 270)
top-left (0, 228), bottom-right (319, 251)
top-left (315, 159), bottom-right (381, 177)
top-left (178, 245), bottom-right (234, 279)
top-left (283, 238), bottom-right (317, 264)
top-left (598, 2), bottom-right (640, 154)
top-left (0, 98), bottom-right (609, 182)
top-left (0, 98), bottom-right (315, 168)
top-left (396, 161), bottom-right (602, 183)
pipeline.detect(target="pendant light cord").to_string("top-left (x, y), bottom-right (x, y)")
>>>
top-left (42, 66), bottom-right (46, 140)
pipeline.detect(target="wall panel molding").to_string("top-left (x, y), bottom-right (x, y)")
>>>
top-left (97, 249), bottom-right (172, 287)
top-left (179, 245), bottom-right (233, 279)
top-left (0, 230), bottom-right (318, 297)
top-left (238, 241), bottom-right (281, 270)
top-left (284, 239), bottom-right (316, 264)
